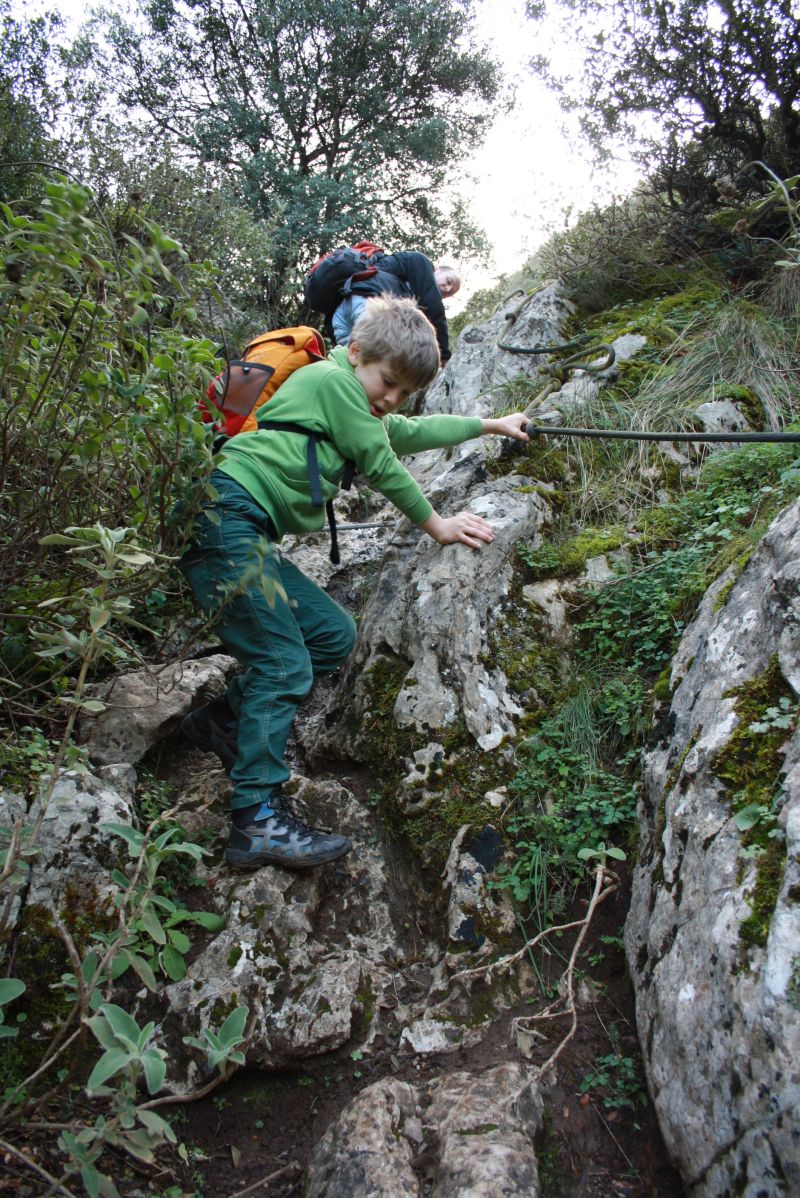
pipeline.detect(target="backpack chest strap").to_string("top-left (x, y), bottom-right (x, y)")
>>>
top-left (257, 420), bottom-right (356, 564)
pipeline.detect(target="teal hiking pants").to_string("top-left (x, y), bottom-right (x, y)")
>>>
top-left (179, 473), bottom-right (356, 810)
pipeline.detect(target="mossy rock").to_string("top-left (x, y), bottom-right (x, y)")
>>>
top-left (0, 904), bottom-right (84, 1097)
top-left (518, 525), bottom-right (627, 580)
top-left (703, 382), bottom-right (765, 430)
top-left (712, 656), bottom-right (794, 958)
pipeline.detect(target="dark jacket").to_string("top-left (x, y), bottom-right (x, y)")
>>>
top-left (350, 251), bottom-right (451, 361)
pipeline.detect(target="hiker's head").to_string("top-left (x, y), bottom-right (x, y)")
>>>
top-left (434, 265), bottom-right (461, 299)
top-left (348, 297), bottom-right (440, 409)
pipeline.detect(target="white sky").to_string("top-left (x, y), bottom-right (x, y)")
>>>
top-left (458, 0), bottom-right (642, 302)
top-left (17, 0), bottom-right (643, 305)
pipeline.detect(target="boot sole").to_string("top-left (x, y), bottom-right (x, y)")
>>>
top-left (225, 840), bottom-right (353, 871)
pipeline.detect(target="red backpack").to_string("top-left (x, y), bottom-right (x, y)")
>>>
top-left (303, 241), bottom-right (386, 317)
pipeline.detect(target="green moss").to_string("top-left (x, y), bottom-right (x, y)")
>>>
top-left (652, 666), bottom-right (674, 703)
top-left (786, 956), bottom-right (800, 1010)
top-left (210, 994), bottom-right (241, 1025)
top-left (0, 905), bottom-right (77, 1097)
top-left (401, 742), bottom-right (513, 865)
top-left (713, 657), bottom-right (794, 958)
top-left (518, 525), bottom-right (626, 580)
top-left (635, 503), bottom-right (684, 546)
top-left (710, 535), bottom-right (756, 582)
top-left (486, 581), bottom-right (571, 708)
top-left (738, 837), bottom-right (786, 954)
top-left (353, 655), bottom-right (497, 865)
top-left (354, 984), bottom-right (374, 1030)
top-left (585, 282), bottom-right (721, 350)
top-left (559, 526), bottom-right (626, 573)
top-left (514, 484), bottom-right (566, 508)
top-left (712, 577), bottom-right (736, 612)
top-left (454, 1123), bottom-right (500, 1136)
top-left (352, 652), bottom-right (424, 785)
top-left (485, 438), bottom-right (570, 487)
top-left (227, 945), bottom-right (243, 969)
top-left (535, 1112), bottom-right (566, 1196)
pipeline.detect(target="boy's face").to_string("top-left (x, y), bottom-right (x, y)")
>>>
top-left (348, 344), bottom-right (414, 418)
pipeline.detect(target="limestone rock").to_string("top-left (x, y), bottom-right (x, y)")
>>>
top-left (304, 1063), bottom-right (543, 1198)
top-left (20, 769), bottom-right (132, 915)
top-left (442, 823), bottom-right (513, 952)
top-left (626, 496), bottom-right (800, 1197)
top-left (539, 330), bottom-right (647, 421)
top-left (159, 779), bottom-right (398, 1081)
top-left (307, 476), bottom-right (549, 759)
top-left (80, 654), bottom-right (238, 765)
top-left (427, 1064), bottom-right (543, 1197)
top-left (399, 1017), bottom-right (483, 1056)
top-left (426, 283), bottom-right (574, 421)
top-left (304, 1077), bottom-right (422, 1198)
top-left (522, 579), bottom-right (573, 642)
top-left (694, 398), bottom-right (751, 434)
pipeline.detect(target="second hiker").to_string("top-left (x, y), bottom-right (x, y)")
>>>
top-left (331, 252), bottom-right (461, 362)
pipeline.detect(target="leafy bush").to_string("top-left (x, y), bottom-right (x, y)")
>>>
top-left (0, 782), bottom-right (248, 1194)
top-left (534, 187), bottom-right (703, 312)
top-left (0, 178), bottom-right (220, 718)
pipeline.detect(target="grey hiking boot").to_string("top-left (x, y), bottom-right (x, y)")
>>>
top-left (181, 701), bottom-right (238, 773)
top-left (225, 798), bottom-right (353, 871)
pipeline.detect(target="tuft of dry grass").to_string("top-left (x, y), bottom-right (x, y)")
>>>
top-left (552, 297), bottom-right (800, 523)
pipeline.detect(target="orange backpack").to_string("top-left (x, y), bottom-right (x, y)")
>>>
top-left (199, 326), bottom-right (326, 438)
top-left (199, 326), bottom-right (355, 564)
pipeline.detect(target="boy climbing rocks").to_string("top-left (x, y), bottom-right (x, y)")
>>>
top-left (180, 297), bottom-right (529, 872)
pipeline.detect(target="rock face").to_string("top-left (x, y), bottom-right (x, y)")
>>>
top-left (626, 496), bottom-right (800, 1197)
top-left (159, 778), bottom-right (399, 1081)
top-left (304, 1062), bottom-right (543, 1198)
top-left (80, 654), bottom-right (238, 765)
top-left (0, 771), bottom-right (133, 925)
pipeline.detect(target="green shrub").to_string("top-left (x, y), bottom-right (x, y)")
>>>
top-left (0, 178), bottom-right (221, 716)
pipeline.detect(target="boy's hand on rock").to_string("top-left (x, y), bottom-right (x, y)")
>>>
top-left (420, 511), bottom-right (495, 548)
top-left (481, 413), bottom-right (530, 441)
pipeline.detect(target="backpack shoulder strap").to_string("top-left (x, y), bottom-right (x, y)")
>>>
top-left (257, 419), bottom-right (356, 565)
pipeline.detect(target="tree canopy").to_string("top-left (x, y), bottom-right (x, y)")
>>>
top-left (528, 0), bottom-right (800, 206)
top-left (0, 0), bottom-right (65, 200)
top-left (93, 0), bottom-right (501, 317)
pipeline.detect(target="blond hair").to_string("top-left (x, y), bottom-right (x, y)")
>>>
top-left (350, 296), bottom-right (440, 391)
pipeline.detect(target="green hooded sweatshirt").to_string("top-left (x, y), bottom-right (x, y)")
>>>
top-left (215, 345), bottom-right (483, 538)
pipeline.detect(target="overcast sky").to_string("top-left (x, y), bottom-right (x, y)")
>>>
top-left (460, 0), bottom-right (641, 301)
